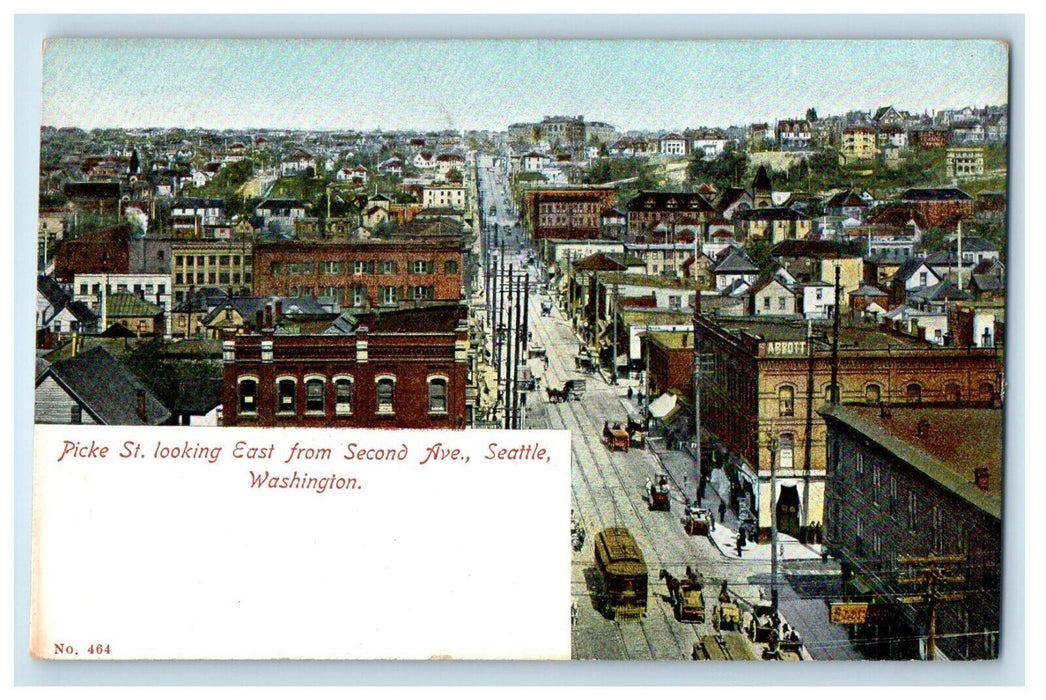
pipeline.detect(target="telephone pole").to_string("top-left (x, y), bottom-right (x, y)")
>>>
top-left (898, 555), bottom-right (967, 661)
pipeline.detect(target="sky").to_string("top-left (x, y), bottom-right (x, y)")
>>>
top-left (41, 39), bottom-right (1009, 132)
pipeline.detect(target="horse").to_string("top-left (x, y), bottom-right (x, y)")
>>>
top-left (546, 386), bottom-right (564, 403)
top-left (659, 569), bottom-right (680, 605)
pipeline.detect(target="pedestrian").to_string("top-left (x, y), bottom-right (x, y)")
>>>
top-left (736, 536), bottom-right (743, 558)
top-left (719, 501), bottom-right (727, 523)
top-left (627, 386), bottom-right (633, 400)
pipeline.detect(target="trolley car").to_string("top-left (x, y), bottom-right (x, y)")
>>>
top-left (593, 527), bottom-right (648, 620)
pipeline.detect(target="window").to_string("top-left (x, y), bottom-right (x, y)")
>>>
top-left (208, 272), bottom-right (217, 284)
top-left (70, 405), bottom-right (83, 424)
top-left (763, 297), bottom-right (771, 310)
top-left (277, 378), bottom-right (296, 414)
top-left (219, 255), bottom-right (229, 265)
top-left (413, 286), bottom-right (433, 300)
top-left (288, 262), bottom-right (300, 275)
top-left (906, 383), bottom-right (922, 404)
top-left (352, 286), bottom-right (367, 307)
top-left (381, 286), bottom-right (398, 304)
top-left (412, 260), bottom-right (432, 274)
top-left (79, 284), bottom-right (88, 295)
top-left (305, 377), bottom-right (325, 414)
top-left (919, 271), bottom-right (928, 286)
top-left (380, 260), bottom-right (398, 275)
top-left (865, 384), bottom-right (881, 404)
top-left (444, 260), bottom-right (459, 274)
top-left (979, 382), bottom-right (995, 403)
top-left (196, 256), bottom-right (205, 266)
top-left (778, 297), bottom-right (787, 310)
top-left (945, 383), bottom-right (961, 404)
top-left (376, 376), bottom-right (395, 414)
top-left (175, 273), bottom-right (184, 285)
top-left (238, 378), bottom-right (258, 414)
top-left (335, 377), bottom-right (354, 416)
top-left (271, 262), bottom-right (283, 275)
top-left (778, 386), bottom-right (795, 416)
top-left (428, 377), bottom-right (448, 414)
top-left (302, 262), bottom-right (314, 275)
top-left (815, 288), bottom-right (823, 300)
top-left (778, 433), bottom-right (794, 470)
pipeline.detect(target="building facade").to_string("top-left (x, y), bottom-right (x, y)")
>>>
top-left (221, 304), bottom-right (471, 428)
top-left (819, 405), bottom-right (1001, 660)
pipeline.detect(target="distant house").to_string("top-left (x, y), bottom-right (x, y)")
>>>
top-left (280, 149), bottom-right (316, 177)
top-left (659, 133), bottom-right (687, 156)
top-left (749, 270), bottom-right (798, 317)
top-left (35, 345), bottom-right (172, 425)
top-left (775, 119), bottom-right (812, 150)
top-left (377, 157), bottom-right (404, 176)
top-left (103, 290), bottom-right (165, 336)
top-left (171, 378), bottom-right (224, 426)
top-left (712, 247), bottom-right (760, 291)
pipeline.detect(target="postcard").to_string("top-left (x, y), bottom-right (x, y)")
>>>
top-left (32, 37), bottom-right (1009, 662)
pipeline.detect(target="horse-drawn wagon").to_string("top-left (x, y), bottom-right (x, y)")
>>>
top-left (647, 474), bottom-right (670, 511)
top-left (574, 348), bottom-right (596, 373)
top-left (713, 583), bottom-right (742, 631)
top-left (660, 568), bottom-right (706, 623)
top-left (604, 422), bottom-right (630, 452)
top-left (564, 378), bottom-right (586, 401)
top-left (682, 503), bottom-right (714, 536)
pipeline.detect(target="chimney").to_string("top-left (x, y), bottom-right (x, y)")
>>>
top-left (136, 390), bottom-right (147, 421)
top-left (264, 305), bottom-right (273, 328)
top-left (255, 309), bottom-right (264, 331)
top-left (275, 299), bottom-right (283, 323)
top-left (681, 333), bottom-right (689, 347)
top-left (974, 467), bottom-right (991, 491)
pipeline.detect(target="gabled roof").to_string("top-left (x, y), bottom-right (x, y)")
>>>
top-left (38, 345), bottom-right (171, 425)
top-left (713, 248), bottom-right (759, 274)
top-left (868, 204), bottom-right (929, 230)
top-left (770, 239), bottom-right (845, 258)
top-left (901, 187), bottom-right (973, 202)
top-left (909, 279), bottom-right (972, 303)
top-left (732, 207), bottom-right (809, 222)
top-left (172, 378), bottom-right (224, 414)
top-left (850, 283), bottom-right (888, 298)
top-left (573, 253), bottom-right (629, 272)
top-left (626, 191), bottom-right (716, 213)
top-left (752, 165), bottom-right (772, 191)
top-left (892, 257), bottom-right (937, 283)
top-left (971, 275), bottom-right (1005, 292)
top-left (105, 291), bottom-right (163, 317)
top-left (825, 189), bottom-right (868, 209)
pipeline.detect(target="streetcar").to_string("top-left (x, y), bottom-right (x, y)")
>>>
top-left (593, 527), bottom-right (648, 621)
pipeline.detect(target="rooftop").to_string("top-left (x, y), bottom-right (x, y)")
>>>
top-left (818, 405), bottom-right (1002, 518)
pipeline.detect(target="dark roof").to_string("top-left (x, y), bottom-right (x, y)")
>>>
top-left (752, 165), bottom-right (771, 191)
top-left (900, 188), bottom-right (973, 202)
top-left (971, 275), bottom-right (1005, 292)
top-left (328, 303), bottom-right (465, 335)
top-left (572, 253), bottom-right (629, 273)
top-left (732, 207), bottom-right (809, 222)
top-left (892, 257), bottom-right (936, 284)
top-left (257, 198), bottom-right (306, 209)
top-left (850, 283), bottom-right (888, 298)
top-left (38, 275), bottom-right (70, 308)
top-left (868, 204), bottom-right (929, 230)
top-left (909, 279), bottom-right (972, 302)
top-left (202, 296), bottom-right (330, 326)
top-left (172, 378), bottom-right (224, 414)
top-left (64, 181), bottom-right (120, 199)
top-left (713, 248), bottom-right (759, 274)
top-left (38, 345), bottom-right (171, 425)
top-left (825, 189), bottom-right (867, 209)
top-left (770, 239), bottom-right (846, 258)
top-left (818, 405), bottom-right (1002, 518)
top-left (626, 191), bottom-right (716, 213)
top-left (173, 197), bottom-right (224, 209)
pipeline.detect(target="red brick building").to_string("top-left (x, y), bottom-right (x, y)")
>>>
top-left (910, 128), bottom-right (950, 150)
top-left (643, 330), bottom-right (697, 398)
top-left (221, 303), bottom-right (472, 428)
top-left (252, 238), bottom-right (465, 309)
top-left (900, 188), bottom-right (975, 228)
top-left (647, 317), bottom-right (1004, 542)
top-left (53, 225), bottom-right (131, 283)
top-left (523, 188), bottom-right (618, 240)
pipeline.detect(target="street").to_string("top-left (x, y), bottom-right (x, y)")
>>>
top-left (475, 155), bottom-right (861, 661)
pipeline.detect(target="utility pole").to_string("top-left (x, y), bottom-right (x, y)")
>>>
top-left (693, 229), bottom-right (704, 506)
top-left (829, 265), bottom-right (841, 404)
top-left (505, 264), bottom-right (514, 430)
top-left (611, 282), bottom-right (619, 385)
top-left (898, 555), bottom-right (967, 661)
top-left (767, 431), bottom-right (779, 611)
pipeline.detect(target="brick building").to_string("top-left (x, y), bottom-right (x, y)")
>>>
top-left (819, 405), bottom-right (1001, 660)
top-left (53, 225), bottom-right (131, 283)
top-left (252, 238), bottom-right (465, 309)
top-left (171, 237), bottom-right (255, 304)
top-left (900, 188), bottom-right (975, 228)
top-left (221, 303), bottom-right (472, 428)
top-left (675, 316), bottom-right (1004, 542)
top-left (524, 188), bottom-right (618, 241)
top-left (626, 191), bottom-right (716, 241)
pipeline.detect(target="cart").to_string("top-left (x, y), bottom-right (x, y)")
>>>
top-left (564, 379), bottom-right (586, 401)
top-left (648, 474), bottom-right (670, 511)
top-left (683, 503), bottom-right (714, 536)
top-left (604, 422), bottom-right (630, 452)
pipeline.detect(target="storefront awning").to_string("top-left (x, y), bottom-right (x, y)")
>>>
top-left (648, 392), bottom-right (677, 419)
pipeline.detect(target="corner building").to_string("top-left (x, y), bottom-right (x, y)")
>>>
top-left (221, 304), bottom-right (472, 429)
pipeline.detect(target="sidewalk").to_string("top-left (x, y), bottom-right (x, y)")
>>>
top-left (646, 438), bottom-right (824, 562)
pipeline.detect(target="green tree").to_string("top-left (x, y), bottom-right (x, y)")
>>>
top-left (806, 107), bottom-right (818, 123)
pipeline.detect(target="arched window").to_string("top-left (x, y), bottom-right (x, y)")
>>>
top-left (238, 377), bottom-right (258, 414)
top-left (376, 375), bottom-right (396, 414)
top-left (334, 377), bottom-right (354, 416)
top-left (945, 383), bottom-right (961, 404)
top-left (979, 382), bottom-right (996, 403)
top-left (277, 378), bottom-right (297, 413)
top-left (778, 386), bottom-right (795, 417)
top-left (305, 376), bottom-right (325, 414)
top-left (429, 377), bottom-right (449, 414)
top-left (906, 383), bottom-right (922, 404)
top-left (865, 384), bottom-right (881, 404)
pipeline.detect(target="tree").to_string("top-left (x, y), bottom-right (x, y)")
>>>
top-left (806, 107), bottom-right (818, 123)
